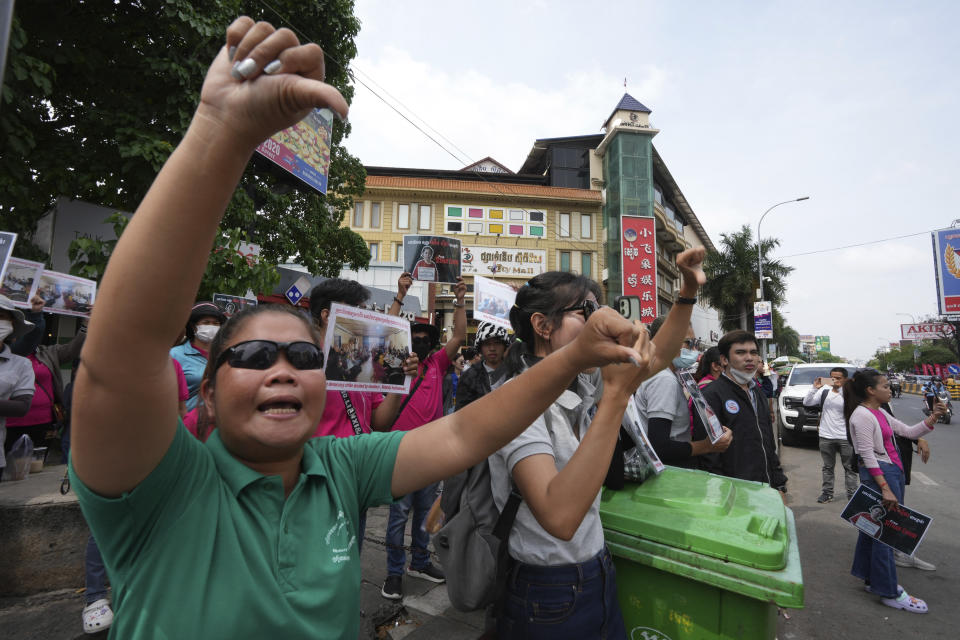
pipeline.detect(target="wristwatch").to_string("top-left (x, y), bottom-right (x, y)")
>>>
top-left (675, 296), bottom-right (697, 305)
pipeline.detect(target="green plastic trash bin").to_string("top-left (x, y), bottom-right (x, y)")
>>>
top-left (600, 467), bottom-right (803, 640)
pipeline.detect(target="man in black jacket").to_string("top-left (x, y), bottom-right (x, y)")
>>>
top-left (456, 322), bottom-right (510, 410)
top-left (697, 330), bottom-right (788, 494)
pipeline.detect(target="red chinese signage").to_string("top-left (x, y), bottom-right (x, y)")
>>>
top-left (621, 216), bottom-right (657, 323)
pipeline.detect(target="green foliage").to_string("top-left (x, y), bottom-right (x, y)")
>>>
top-left (3, 0), bottom-right (370, 286)
top-left (811, 350), bottom-right (845, 363)
top-left (701, 224), bottom-right (794, 333)
top-left (874, 342), bottom-right (958, 371)
top-left (772, 309), bottom-right (801, 357)
top-left (68, 212), bottom-right (130, 280)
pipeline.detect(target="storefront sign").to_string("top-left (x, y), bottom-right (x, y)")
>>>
top-left (900, 323), bottom-right (954, 340)
top-left (620, 216), bottom-right (657, 322)
top-left (460, 246), bottom-right (545, 279)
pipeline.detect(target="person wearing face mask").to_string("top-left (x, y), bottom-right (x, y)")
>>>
top-left (635, 319), bottom-right (732, 468)
top-left (456, 321), bottom-right (511, 411)
top-left (0, 294), bottom-right (36, 481)
top-left (170, 302), bottom-right (226, 410)
top-left (697, 330), bottom-right (788, 494)
top-left (381, 277), bottom-right (467, 600)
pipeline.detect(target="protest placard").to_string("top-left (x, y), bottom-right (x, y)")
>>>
top-left (473, 275), bottom-right (516, 330)
top-left (0, 231), bottom-right (16, 286)
top-left (403, 235), bottom-right (462, 283)
top-left (1, 258), bottom-right (44, 307)
top-left (255, 108), bottom-right (333, 194)
top-left (678, 371), bottom-right (726, 444)
top-left (213, 293), bottom-right (258, 317)
top-left (841, 484), bottom-right (933, 556)
top-left (621, 397), bottom-right (665, 483)
top-left (36, 270), bottom-right (96, 318)
top-left (322, 303), bottom-right (412, 394)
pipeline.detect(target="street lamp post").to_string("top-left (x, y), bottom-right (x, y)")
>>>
top-left (756, 197), bottom-right (809, 359)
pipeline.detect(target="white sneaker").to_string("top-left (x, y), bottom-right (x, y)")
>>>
top-left (894, 551), bottom-right (937, 571)
top-left (82, 599), bottom-right (114, 634)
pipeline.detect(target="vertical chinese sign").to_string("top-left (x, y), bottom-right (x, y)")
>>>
top-left (621, 216), bottom-right (657, 323)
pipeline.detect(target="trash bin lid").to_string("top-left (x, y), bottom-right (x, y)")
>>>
top-left (600, 467), bottom-right (789, 571)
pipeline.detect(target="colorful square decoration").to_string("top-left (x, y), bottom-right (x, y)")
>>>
top-left (489, 223), bottom-right (504, 234)
top-left (448, 206), bottom-right (462, 217)
top-left (489, 209), bottom-right (504, 219)
top-left (509, 225), bottom-right (523, 235)
top-left (510, 209), bottom-right (524, 221)
top-left (468, 208), bottom-right (484, 218)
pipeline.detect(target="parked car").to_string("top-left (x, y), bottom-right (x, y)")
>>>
top-left (777, 363), bottom-right (860, 447)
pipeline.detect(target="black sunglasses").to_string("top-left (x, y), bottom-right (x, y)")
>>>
top-left (560, 299), bottom-right (600, 319)
top-left (214, 340), bottom-right (324, 372)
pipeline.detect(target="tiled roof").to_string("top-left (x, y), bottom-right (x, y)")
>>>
top-left (614, 93), bottom-right (652, 113)
top-left (365, 175), bottom-right (601, 201)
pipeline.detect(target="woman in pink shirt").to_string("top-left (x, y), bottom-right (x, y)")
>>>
top-left (843, 369), bottom-right (942, 614)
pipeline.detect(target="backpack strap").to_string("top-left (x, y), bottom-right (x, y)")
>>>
top-left (492, 487), bottom-right (522, 541)
top-left (391, 372), bottom-right (427, 427)
top-left (339, 392), bottom-right (364, 436)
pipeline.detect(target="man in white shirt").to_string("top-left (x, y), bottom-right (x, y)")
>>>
top-left (803, 367), bottom-right (858, 503)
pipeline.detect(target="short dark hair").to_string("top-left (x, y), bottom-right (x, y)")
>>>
top-left (308, 278), bottom-right (370, 319)
top-left (830, 367), bottom-right (849, 378)
top-left (717, 330), bottom-right (759, 358)
top-left (648, 315), bottom-right (667, 339)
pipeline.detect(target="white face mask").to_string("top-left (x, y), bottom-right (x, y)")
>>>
top-left (0, 319), bottom-right (13, 342)
top-left (194, 324), bottom-right (219, 343)
top-left (728, 366), bottom-right (755, 385)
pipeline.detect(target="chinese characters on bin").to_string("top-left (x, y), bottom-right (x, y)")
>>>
top-left (621, 217), bottom-right (657, 323)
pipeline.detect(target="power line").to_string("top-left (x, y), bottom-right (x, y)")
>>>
top-left (776, 229), bottom-right (936, 259)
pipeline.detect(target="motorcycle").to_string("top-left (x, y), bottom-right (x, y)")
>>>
top-left (889, 378), bottom-right (902, 398)
top-left (921, 389), bottom-right (953, 424)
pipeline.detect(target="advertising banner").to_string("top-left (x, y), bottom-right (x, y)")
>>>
top-left (322, 303), bottom-right (412, 394)
top-left (931, 227), bottom-right (960, 315)
top-left (404, 235), bottom-right (462, 283)
top-left (620, 216), bottom-right (657, 323)
top-left (1, 258), bottom-right (44, 307)
top-left (255, 108), bottom-right (333, 194)
top-left (754, 301), bottom-right (773, 340)
top-left (841, 484), bottom-right (932, 557)
top-left (815, 336), bottom-right (831, 352)
top-left (900, 323), bottom-right (953, 340)
top-left (473, 275), bottom-right (516, 330)
top-left (460, 246), bottom-right (545, 279)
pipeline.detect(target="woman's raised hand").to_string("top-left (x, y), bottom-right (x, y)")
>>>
top-left (675, 247), bottom-right (707, 292)
top-left (567, 307), bottom-right (652, 373)
top-left (196, 17), bottom-right (350, 151)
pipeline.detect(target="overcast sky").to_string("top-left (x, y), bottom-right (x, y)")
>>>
top-left (340, 0), bottom-right (960, 362)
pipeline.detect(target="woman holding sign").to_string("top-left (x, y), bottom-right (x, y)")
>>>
top-left (66, 18), bottom-right (654, 639)
top-left (843, 369), bottom-right (942, 614)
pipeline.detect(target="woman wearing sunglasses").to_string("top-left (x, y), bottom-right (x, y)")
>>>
top-left (491, 262), bottom-right (705, 640)
top-left (67, 18), bottom-right (656, 640)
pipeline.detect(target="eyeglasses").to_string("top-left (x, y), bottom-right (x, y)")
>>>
top-left (214, 340), bottom-right (324, 372)
top-left (560, 299), bottom-right (600, 320)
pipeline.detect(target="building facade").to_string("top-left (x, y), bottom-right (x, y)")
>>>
top-left (343, 94), bottom-right (722, 345)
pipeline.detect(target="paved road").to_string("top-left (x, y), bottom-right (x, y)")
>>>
top-left (776, 395), bottom-right (957, 639)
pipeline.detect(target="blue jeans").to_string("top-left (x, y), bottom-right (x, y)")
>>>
top-left (386, 482), bottom-right (438, 576)
top-left (85, 534), bottom-right (108, 604)
top-left (497, 547), bottom-right (627, 640)
top-left (851, 460), bottom-right (905, 599)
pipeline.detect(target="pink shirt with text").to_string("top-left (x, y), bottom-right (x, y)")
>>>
top-left (866, 408), bottom-right (903, 475)
top-left (312, 390), bottom-right (385, 438)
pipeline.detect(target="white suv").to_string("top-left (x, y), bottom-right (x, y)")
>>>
top-left (778, 363), bottom-right (858, 446)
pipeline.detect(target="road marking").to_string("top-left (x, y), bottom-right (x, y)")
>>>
top-left (911, 472), bottom-right (938, 486)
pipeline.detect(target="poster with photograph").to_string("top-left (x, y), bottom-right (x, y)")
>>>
top-left (36, 270), bottom-right (96, 318)
top-left (0, 231), bottom-right (16, 286)
top-left (213, 293), bottom-right (258, 317)
top-left (255, 108), bottom-right (333, 194)
top-left (403, 235), bottom-right (462, 283)
top-left (678, 371), bottom-right (725, 444)
top-left (322, 303), bottom-right (412, 394)
top-left (1, 258), bottom-right (44, 307)
top-left (621, 397), bottom-right (665, 483)
top-left (473, 275), bottom-right (517, 330)
top-left (841, 484), bottom-right (932, 556)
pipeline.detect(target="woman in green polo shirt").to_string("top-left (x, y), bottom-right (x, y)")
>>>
top-left (67, 17), bottom-right (661, 639)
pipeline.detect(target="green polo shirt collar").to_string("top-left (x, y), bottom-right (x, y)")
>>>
top-left (206, 430), bottom-right (329, 497)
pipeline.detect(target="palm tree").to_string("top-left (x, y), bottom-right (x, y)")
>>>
top-left (701, 225), bottom-right (793, 332)
top-left (773, 310), bottom-right (801, 356)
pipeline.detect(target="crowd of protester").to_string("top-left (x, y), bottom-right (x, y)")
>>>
top-left (0, 17), bottom-right (942, 637)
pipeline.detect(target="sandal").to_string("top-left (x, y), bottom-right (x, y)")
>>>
top-left (881, 590), bottom-right (928, 614)
top-left (82, 599), bottom-right (114, 634)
